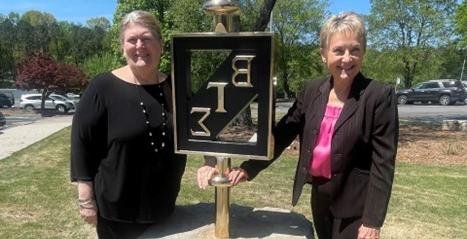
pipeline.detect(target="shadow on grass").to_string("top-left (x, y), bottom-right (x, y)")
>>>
top-left (142, 202), bottom-right (314, 238)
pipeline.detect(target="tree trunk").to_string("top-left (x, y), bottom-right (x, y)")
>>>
top-left (282, 72), bottom-right (291, 99)
top-left (402, 57), bottom-right (417, 88)
top-left (41, 91), bottom-right (47, 116)
top-left (253, 0), bottom-right (277, 31)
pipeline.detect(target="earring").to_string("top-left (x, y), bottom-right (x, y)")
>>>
top-left (323, 59), bottom-right (327, 63)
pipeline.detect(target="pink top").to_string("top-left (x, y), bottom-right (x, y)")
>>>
top-left (310, 104), bottom-right (343, 179)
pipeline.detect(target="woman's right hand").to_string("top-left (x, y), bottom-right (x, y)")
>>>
top-left (79, 201), bottom-right (98, 226)
top-left (197, 165), bottom-right (249, 189)
top-left (197, 165), bottom-right (218, 190)
top-left (77, 181), bottom-right (97, 226)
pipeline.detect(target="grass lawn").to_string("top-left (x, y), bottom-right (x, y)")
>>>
top-left (0, 127), bottom-right (466, 238)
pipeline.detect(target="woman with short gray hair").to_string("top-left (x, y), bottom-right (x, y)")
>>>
top-left (200, 12), bottom-right (398, 239)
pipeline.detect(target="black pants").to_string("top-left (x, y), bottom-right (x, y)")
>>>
top-left (311, 178), bottom-right (361, 239)
top-left (97, 215), bottom-right (153, 239)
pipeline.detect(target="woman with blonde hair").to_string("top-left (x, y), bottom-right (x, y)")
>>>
top-left (199, 12), bottom-right (398, 239)
top-left (71, 10), bottom-right (186, 238)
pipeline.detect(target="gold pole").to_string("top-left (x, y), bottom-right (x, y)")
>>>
top-left (202, 1), bottom-right (240, 238)
top-left (212, 157), bottom-right (231, 238)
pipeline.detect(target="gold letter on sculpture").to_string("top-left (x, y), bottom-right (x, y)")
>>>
top-left (207, 82), bottom-right (228, 113)
top-left (232, 55), bottom-right (255, 87)
top-left (190, 107), bottom-right (211, 137)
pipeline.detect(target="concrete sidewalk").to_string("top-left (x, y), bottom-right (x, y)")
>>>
top-left (0, 115), bottom-right (73, 160)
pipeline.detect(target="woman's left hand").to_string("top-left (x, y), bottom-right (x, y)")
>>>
top-left (357, 224), bottom-right (380, 239)
top-left (228, 167), bottom-right (248, 186)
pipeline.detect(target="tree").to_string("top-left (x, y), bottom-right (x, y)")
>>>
top-left (454, 1), bottom-right (467, 48)
top-left (239, 0), bottom-right (276, 31)
top-left (272, 0), bottom-right (327, 98)
top-left (362, 48), bottom-right (402, 85)
top-left (367, 0), bottom-right (458, 88)
top-left (0, 14), bottom-right (17, 86)
top-left (19, 11), bottom-right (59, 54)
top-left (86, 17), bottom-right (111, 31)
top-left (252, 0), bottom-right (277, 31)
top-left (16, 52), bottom-right (86, 114)
top-left (68, 24), bottom-right (108, 65)
top-left (49, 20), bottom-right (111, 65)
top-left (436, 43), bottom-right (466, 81)
top-left (81, 52), bottom-right (120, 80)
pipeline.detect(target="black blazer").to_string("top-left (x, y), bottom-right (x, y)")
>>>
top-left (240, 73), bottom-right (399, 227)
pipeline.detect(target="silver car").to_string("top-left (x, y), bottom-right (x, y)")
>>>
top-left (65, 93), bottom-right (80, 106)
top-left (19, 93), bottom-right (75, 113)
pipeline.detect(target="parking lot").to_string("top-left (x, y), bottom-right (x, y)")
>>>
top-left (2, 99), bottom-right (466, 129)
top-left (276, 100), bottom-right (467, 122)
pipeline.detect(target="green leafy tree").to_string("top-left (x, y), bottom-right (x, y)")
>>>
top-left (362, 49), bottom-right (402, 86)
top-left (454, 1), bottom-right (466, 48)
top-left (272, 0), bottom-right (328, 98)
top-left (367, 0), bottom-right (458, 88)
top-left (453, 1), bottom-right (467, 81)
top-left (19, 11), bottom-right (59, 54)
top-left (50, 21), bottom-right (110, 65)
top-left (69, 24), bottom-right (107, 65)
top-left (81, 52), bottom-right (121, 80)
top-left (86, 17), bottom-right (111, 31)
top-left (49, 22), bottom-right (70, 62)
top-left (436, 43), bottom-right (466, 81)
top-left (0, 14), bottom-right (18, 86)
top-left (239, 0), bottom-right (277, 31)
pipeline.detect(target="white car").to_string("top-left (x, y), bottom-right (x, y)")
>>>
top-left (19, 93), bottom-right (76, 113)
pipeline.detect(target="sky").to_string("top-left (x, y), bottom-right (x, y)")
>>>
top-left (0, 0), bottom-right (370, 24)
top-left (0, 0), bottom-right (117, 24)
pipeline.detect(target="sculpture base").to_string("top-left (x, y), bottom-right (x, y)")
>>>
top-left (141, 203), bottom-right (313, 239)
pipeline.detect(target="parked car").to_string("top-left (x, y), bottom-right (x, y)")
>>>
top-left (19, 93), bottom-right (75, 113)
top-left (50, 94), bottom-right (78, 107)
top-left (0, 111), bottom-right (5, 129)
top-left (0, 93), bottom-right (13, 108)
top-left (396, 79), bottom-right (466, 105)
top-left (0, 90), bottom-right (15, 105)
top-left (65, 93), bottom-right (80, 106)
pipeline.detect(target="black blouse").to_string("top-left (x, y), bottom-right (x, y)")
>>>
top-left (71, 72), bottom-right (186, 223)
